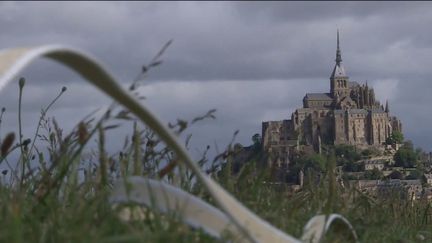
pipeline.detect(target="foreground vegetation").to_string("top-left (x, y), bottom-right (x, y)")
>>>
top-left (0, 85), bottom-right (430, 243)
top-left (0, 46), bottom-right (430, 242)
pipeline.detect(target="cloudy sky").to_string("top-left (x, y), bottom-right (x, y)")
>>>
top-left (1, 1), bottom-right (432, 160)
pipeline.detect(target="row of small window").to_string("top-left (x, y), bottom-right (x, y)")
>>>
top-left (336, 79), bottom-right (347, 88)
top-left (338, 114), bottom-right (365, 117)
top-left (309, 101), bottom-right (331, 107)
top-left (313, 111), bottom-right (328, 117)
top-left (339, 114), bottom-right (387, 119)
top-left (338, 125), bottom-right (366, 131)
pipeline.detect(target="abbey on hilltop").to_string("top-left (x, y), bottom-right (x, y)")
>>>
top-left (262, 31), bottom-right (402, 163)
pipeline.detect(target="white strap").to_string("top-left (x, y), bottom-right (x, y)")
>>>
top-left (0, 45), bottom-right (357, 243)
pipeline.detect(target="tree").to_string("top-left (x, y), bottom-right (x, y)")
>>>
top-left (361, 147), bottom-right (381, 158)
top-left (393, 131), bottom-right (404, 144)
top-left (335, 144), bottom-right (361, 165)
top-left (342, 160), bottom-right (362, 172)
top-left (364, 168), bottom-right (383, 180)
top-left (251, 133), bottom-right (261, 151)
top-left (294, 154), bottom-right (327, 173)
top-left (386, 131), bottom-right (404, 145)
top-left (252, 133), bottom-right (261, 144)
top-left (405, 170), bottom-right (422, 180)
top-left (394, 141), bottom-right (418, 168)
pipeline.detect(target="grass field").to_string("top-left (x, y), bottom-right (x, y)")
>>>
top-left (0, 86), bottom-right (431, 243)
top-left (0, 51), bottom-right (430, 242)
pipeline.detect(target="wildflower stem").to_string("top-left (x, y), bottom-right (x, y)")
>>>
top-left (0, 107), bottom-right (5, 140)
top-left (98, 124), bottom-right (107, 187)
top-left (133, 121), bottom-right (142, 175)
top-left (28, 87), bottom-right (67, 160)
top-left (18, 77), bottom-right (25, 187)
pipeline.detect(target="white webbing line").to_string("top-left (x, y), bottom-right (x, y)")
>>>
top-left (0, 45), bottom-right (357, 243)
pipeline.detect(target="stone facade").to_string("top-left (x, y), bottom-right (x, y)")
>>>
top-left (377, 179), bottom-right (422, 201)
top-left (352, 179), bottom-right (423, 201)
top-left (262, 31), bottom-right (402, 159)
top-left (363, 160), bottom-right (385, 171)
top-left (425, 174), bottom-right (432, 186)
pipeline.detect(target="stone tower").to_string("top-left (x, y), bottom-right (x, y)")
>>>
top-left (330, 30), bottom-right (350, 98)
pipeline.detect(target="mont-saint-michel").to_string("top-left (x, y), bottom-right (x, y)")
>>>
top-left (261, 31), bottom-right (402, 166)
top-left (229, 30), bottom-right (432, 201)
top-left (3, 2), bottom-right (432, 242)
top-left (231, 31), bottom-right (432, 206)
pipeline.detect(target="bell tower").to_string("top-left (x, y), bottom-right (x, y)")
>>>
top-left (330, 30), bottom-right (350, 98)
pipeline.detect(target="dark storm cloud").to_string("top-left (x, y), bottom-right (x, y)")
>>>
top-left (231, 2), bottom-right (420, 23)
top-left (1, 1), bottom-right (431, 82)
top-left (0, 2), bottom-right (432, 154)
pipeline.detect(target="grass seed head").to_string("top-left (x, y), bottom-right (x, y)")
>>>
top-left (18, 77), bottom-right (25, 89)
top-left (22, 139), bottom-right (31, 146)
top-left (78, 122), bottom-right (89, 145)
top-left (1, 132), bottom-right (15, 156)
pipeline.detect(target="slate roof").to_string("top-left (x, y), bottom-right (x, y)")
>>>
top-left (304, 93), bottom-right (333, 101)
top-left (402, 179), bottom-right (422, 186)
top-left (331, 64), bottom-right (346, 78)
top-left (349, 81), bottom-right (360, 88)
top-left (350, 109), bottom-right (368, 114)
top-left (371, 108), bottom-right (386, 114)
top-left (296, 108), bottom-right (312, 113)
top-left (378, 179), bottom-right (422, 187)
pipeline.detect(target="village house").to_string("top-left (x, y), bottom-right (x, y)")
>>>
top-left (424, 174), bottom-right (432, 186)
top-left (377, 179), bottom-right (423, 201)
top-left (363, 160), bottom-right (385, 171)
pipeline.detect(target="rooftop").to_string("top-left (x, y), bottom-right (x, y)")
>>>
top-left (304, 93), bottom-right (333, 101)
top-left (331, 64), bottom-right (346, 78)
top-left (350, 109), bottom-right (368, 114)
top-left (371, 108), bottom-right (386, 114)
top-left (349, 81), bottom-right (360, 88)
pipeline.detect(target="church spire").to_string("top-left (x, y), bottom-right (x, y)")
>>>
top-left (330, 29), bottom-right (348, 97)
top-left (336, 29), bottom-right (342, 65)
top-left (330, 29), bottom-right (346, 79)
top-left (385, 100), bottom-right (389, 112)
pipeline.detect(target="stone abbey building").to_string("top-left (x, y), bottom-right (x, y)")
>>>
top-left (262, 32), bottom-right (402, 164)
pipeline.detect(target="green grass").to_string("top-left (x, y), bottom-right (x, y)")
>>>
top-left (0, 52), bottom-right (430, 242)
top-left (0, 78), bottom-right (221, 243)
top-left (218, 153), bottom-right (432, 242)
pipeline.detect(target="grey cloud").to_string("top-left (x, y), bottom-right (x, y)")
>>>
top-left (231, 2), bottom-right (425, 23)
top-left (2, 2), bottom-right (431, 82)
top-left (0, 2), bottom-right (431, 155)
